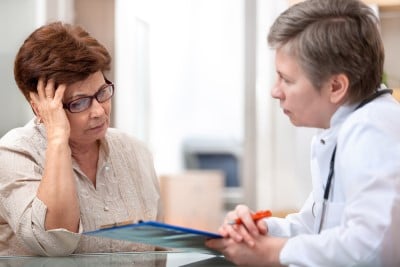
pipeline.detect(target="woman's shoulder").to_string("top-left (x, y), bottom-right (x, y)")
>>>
top-left (0, 119), bottom-right (44, 150)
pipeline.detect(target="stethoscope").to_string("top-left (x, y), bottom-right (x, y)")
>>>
top-left (316, 88), bottom-right (393, 233)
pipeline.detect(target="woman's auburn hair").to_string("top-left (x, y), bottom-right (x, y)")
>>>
top-left (14, 21), bottom-right (111, 101)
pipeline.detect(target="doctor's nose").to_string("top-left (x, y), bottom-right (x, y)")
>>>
top-left (271, 83), bottom-right (284, 100)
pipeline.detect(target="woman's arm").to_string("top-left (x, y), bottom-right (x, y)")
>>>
top-left (31, 79), bottom-right (79, 232)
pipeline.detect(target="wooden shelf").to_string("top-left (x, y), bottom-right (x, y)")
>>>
top-left (363, 0), bottom-right (400, 6)
top-left (393, 88), bottom-right (400, 101)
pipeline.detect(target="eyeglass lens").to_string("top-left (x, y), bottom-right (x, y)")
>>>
top-left (66, 84), bottom-right (114, 113)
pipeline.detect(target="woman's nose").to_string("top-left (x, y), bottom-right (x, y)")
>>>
top-left (89, 98), bottom-right (106, 117)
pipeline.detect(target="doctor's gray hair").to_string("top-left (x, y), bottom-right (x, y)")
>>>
top-left (267, 0), bottom-right (384, 104)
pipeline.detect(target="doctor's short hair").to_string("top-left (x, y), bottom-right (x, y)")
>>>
top-left (14, 21), bottom-right (111, 102)
top-left (267, 0), bottom-right (384, 104)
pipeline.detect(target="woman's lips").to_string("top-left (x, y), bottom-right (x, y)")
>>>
top-left (88, 121), bottom-right (106, 131)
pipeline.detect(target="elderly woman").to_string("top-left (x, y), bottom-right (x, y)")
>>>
top-left (0, 22), bottom-right (162, 256)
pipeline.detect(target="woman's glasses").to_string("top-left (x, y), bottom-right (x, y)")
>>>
top-left (63, 79), bottom-right (114, 113)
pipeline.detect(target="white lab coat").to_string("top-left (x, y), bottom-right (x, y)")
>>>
top-left (265, 92), bottom-right (400, 266)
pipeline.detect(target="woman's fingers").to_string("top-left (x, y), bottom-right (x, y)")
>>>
top-left (37, 78), bottom-right (46, 99)
top-left (44, 79), bottom-right (55, 98)
top-left (54, 84), bottom-right (66, 103)
top-left (30, 78), bottom-right (68, 124)
top-left (29, 91), bottom-right (39, 103)
top-left (34, 78), bottom-right (66, 106)
top-left (36, 78), bottom-right (57, 99)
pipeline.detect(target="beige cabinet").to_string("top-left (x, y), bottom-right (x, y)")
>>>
top-left (159, 171), bottom-right (224, 232)
top-left (289, 0), bottom-right (400, 8)
top-left (378, 4), bottom-right (400, 99)
top-left (363, 0), bottom-right (400, 11)
top-left (371, 1), bottom-right (400, 100)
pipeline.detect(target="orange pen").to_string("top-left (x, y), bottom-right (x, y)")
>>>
top-left (228, 210), bottom-right (272, 225)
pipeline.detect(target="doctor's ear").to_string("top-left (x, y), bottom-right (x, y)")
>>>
top-left (329, 74), bottom-right (349, 104)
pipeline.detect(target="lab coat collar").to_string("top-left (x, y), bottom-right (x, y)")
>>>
top-left (316, 103), bottom-right (357, 144)
top-left (329, 103), bottom-right (358, 129)
top-left (327, 84), bottom-right (388, 131)
top-left (316, 83), bottom-right (385, 143)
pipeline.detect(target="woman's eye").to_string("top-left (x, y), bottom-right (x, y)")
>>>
top-left (70, 98), bottom-right (90, 110)
top-left (97, 89), bottom-right (108, 100)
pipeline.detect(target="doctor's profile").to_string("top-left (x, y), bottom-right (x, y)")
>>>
top-left (0, 22), bottom-right (162, 256)
top-left (206, 0), bottom-right (400, 266)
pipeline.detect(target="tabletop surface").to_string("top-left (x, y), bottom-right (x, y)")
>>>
top-left (0, 251), bottom-right (235, 267)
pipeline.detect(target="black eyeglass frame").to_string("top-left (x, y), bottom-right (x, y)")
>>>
top-left (63, 78), bottom-right (115, 113)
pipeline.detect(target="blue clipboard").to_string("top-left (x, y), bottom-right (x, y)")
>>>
top-left (84, 221), bottom-right (222, 254)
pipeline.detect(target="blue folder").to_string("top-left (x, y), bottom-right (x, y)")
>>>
top-left (84, 221), bottom-right (222, 254)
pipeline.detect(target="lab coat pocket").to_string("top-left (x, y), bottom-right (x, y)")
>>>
top-left (324, 202), bottom-right (345, 229)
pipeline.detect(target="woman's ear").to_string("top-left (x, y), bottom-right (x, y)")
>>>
top-left (29, 98), bottom-right (39, 117)
top-left (329, 74), bottom-right (349, 104)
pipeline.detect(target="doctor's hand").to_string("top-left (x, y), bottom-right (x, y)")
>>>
top-left (205, 232), bottom-right (287, 266)
top-left (219, 204), bottom-right (269, 247)
top-left (29, 78), bottom-right (70, 144)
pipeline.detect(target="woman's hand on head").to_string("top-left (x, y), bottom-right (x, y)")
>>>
top-left (29, 78), bottom-right (70, 144)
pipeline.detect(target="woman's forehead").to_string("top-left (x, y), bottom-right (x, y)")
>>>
top-left (64, 72), bottom-right (105, 100)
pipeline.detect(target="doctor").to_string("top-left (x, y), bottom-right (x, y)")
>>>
top-left (206, 0), bottom-right (400, 266)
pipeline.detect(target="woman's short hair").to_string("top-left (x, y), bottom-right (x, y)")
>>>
top-left (14, 21), bottom-right (111, 101)
top-left (268, 0), bottom-right (384, 103)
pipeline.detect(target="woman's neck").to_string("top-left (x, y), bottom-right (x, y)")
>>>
top-left (69, 140), bottom-right (100, 186)
top-left (69, 140), bottom-right (99, 159)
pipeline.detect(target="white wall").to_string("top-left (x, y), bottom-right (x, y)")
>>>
top-left (0, 0), bottom-right (74, 137)
top-left (0, 0), bottom-right (37, 137)
top-left (115, 0), bottom-right (244, 174)
top-left (251, 0), bottom-right (314, 211)
top-left (115, 0), bottom-right (314, 212)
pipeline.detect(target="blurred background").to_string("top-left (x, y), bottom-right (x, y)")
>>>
top-left (1, 0), bottom-right (399, 231)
